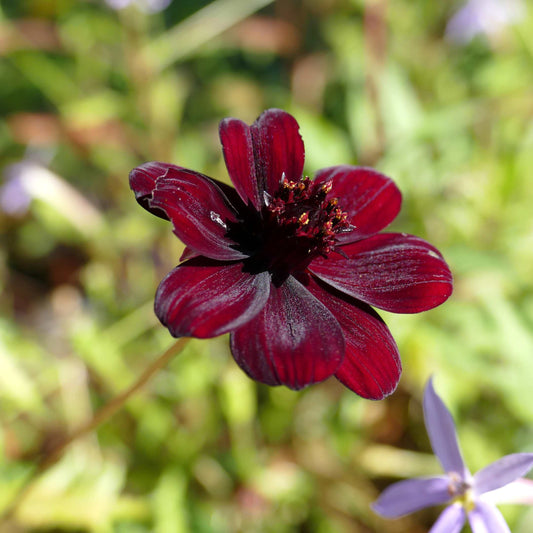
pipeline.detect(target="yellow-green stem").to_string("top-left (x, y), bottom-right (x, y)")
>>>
top-left (1, 337), bottom-right (189, 522)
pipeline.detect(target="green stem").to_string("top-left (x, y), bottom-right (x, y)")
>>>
top-left (1, 337), bottom-right (190, 522)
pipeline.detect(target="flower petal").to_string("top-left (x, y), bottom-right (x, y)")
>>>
top-left (130, 161), bottom-right (246, 219)
top-left (179, 246), bottom-right (200, 261)
top-left (305, 276), bottom-right (400, 399)
top-left (482, 478), bottom-right (533, 505)
top-left (468, 501), bottom-right (511, 533)
top-left (313, 165), bottom-right (402, 243)
top-left (429, 504), bottom-right (466, 533)
top-left (150, 167), bottom-right (247, 261)
top-left (219, 118), bottom-right (261, 210)
top-left (423, 378), bottom-right (468, 477)
top-left (474, 453), bottom-right (533, 496)
top-left (310, 233), bottom-right (453, 313)
top-left (230, 276), bottom-right (344, 389)
top-left (129, 161), bottom-right (177, 219)
top-left (155, 258), bottom-right (270, 338)
top-left (250, 108), bottom-right (305, 197)
top-left (372, 476), bottom-right (451, 518)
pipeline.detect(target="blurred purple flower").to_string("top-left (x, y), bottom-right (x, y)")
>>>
top-left (446, 0), bottom-right (525, 43)
top-left (0, 163), bottom-right (33, 216)
top-left (105, 0), bottom-right (171, 14)
top-left (1, 159), bottom-right (103, 233)
top-left (373, 378), bottom-right (533, 532)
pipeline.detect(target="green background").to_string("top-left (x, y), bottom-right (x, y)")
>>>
top-left (1, 0), bottom-right (532, 531)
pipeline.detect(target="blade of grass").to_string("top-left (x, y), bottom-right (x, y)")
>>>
top-left (1, 338), bottom-right (190, 523)
top-left (143, 0), bottom-right (274, 71)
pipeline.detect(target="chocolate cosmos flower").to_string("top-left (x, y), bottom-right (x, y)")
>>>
top-left (129, 109), bottom-right (452, 399)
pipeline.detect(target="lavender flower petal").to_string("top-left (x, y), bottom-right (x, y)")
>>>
top-left (0, 169), bottom-right (31, 216)
top-left (423, 378), bottom-right (468, 477)
top-left (474, 453), bottom-right (533, 496)
top-left (106, 0), bottom-right (171, 12)
top-left (482, 478), bottom-right (533, 505)
top-left (468, 500), bottom-right (511, 533)
top-left (446, 0), bottom-right (525, 44)
top-left (372, 476), bottom-right (450, 518)
top-left (429, 504), bottom-right (466, 533)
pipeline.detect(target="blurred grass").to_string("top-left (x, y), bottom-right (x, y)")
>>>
top-left (1, 0), bottom-right (533, 531)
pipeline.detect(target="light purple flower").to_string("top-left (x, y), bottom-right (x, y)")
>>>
top-left (105, 0), bottom-right (171, 14)
top-left (373, 378), bottom-right (533, 532)
top-left (446, 0), bottom-right (525, 44)
top-left (0, 163), bottom-right (33, 216)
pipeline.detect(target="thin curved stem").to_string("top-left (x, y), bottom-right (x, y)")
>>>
top-left (1, 337), bottom-right (190, 522)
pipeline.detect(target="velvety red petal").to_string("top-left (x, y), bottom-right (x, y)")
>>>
top-left (150, 167), bottom-right (247, 261)
top-left (250, 109), bottom-right (305, 197)
top-left (230, 276), bottom-right (344, 389)
top-left (310, 233), bottom-right (453, 313)
top-left (130, 161), bottom-right (246, 218)
top-left (155, 258), bottom-right (270, 338)
top-left (179, 246), bottom-right (199, 262)
top-left (305, 276), bottom-right (400, 399)
top-left (313, 165), bottom-right (402, 244)
top-left (219, 118), bottom-right (261, 210)
top-left (129, 161), bottom-right (179, 219)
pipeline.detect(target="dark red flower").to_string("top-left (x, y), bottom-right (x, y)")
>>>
top-left (130, 109), bottom-right (452, 399)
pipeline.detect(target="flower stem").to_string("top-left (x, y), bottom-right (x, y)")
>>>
top-left (1, 337), bottom-right (189, 522)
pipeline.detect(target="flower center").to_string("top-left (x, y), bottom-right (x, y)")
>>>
top-left (266, 176), bottom-right (350, 253)
top-left (448, 472), bottom-right (476, 512)
top-left (229, 175), bottom-right (350, 285)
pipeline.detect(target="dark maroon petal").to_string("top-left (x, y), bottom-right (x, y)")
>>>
top-left (313, 165), bottom-right (402, 244)
top-left (150, 167), bottom-right (247, 261)
top-left (250, 109), bottom-right (305, 197)
top-left (219, 118), bottom-right (261, 210)
top-left (305, 276), bottom-right (400, 399)
top-left (155, 258), bottom-right (270, 338)
top-left (230, 276), bottom-right (344, 389)
top-left (210, 177), bottom-right (248, 213)
top-left (130, 161), bottom-right (246, 219)
top-left (129, 161), bottom-right (180, 219)
top-left (310, 233), bottom-right (453, 313)
top-left (179, 246), bottom-right (199, 261)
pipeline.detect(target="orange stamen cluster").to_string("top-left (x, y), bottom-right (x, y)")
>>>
top-left (267, 176), bottom-right (350, 256)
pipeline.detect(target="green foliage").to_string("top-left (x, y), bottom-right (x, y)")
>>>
top-left (1, 0), bottom-right (532, 531)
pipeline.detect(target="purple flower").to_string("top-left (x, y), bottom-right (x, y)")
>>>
top-left (373, 378), bottom-right (533, 532)
top-left (446, 0), bottom-right (525, 44)
top-left (0, 162), bottom-right (33, 216)
top-left (129, 109), bottom-right (453, 399)
top-left (105, 0), bottom-right (171, 13)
